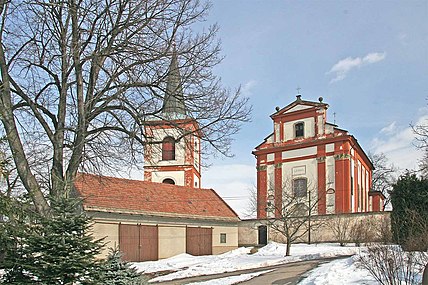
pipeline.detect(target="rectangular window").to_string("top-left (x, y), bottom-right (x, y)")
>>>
top-left (293, 178), bottom-right (307, 198)
top-left (220, 233), bottom-right (227, 244)
top-left (162, 137), bottom-right (175, 160)
top-left (295, 122), bottom-right (304, 138)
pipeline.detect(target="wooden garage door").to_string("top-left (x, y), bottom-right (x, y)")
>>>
top-left (140, 225), bottom-right (158, 261)
top-left (186, 227), bottom-right (212, 256)
top-left (119, 224), bottom-right (139, 261)
top-left (119, 224), bottom-right (158, 262)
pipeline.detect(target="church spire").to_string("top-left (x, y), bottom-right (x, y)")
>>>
top-left (162, 44), bottom-right (186, 118)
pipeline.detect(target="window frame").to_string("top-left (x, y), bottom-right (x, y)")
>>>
top-left (294, 122), bottom-right (305, 138)
top-left (162, 136), bottom-right (175, 161)
top-left (293, 177), bottom-right (308, 198)
top-left (220, 233), bottom-right (227, 244)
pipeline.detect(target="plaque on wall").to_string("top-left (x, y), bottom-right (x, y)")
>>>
top-left (292, 166), bottom-right (306, 176)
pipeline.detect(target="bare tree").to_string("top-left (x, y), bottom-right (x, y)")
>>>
top-left (357, 244), bottom-right (428, 285)
top-left (328, 215), bottom-right (351, 246)
top-left (368, 152), bottom-right (397, 209)
top-left (0, 0), bottom-right (251, 214)
top-left (265, 177), bottom-right (321, 256)
top-left (415, 127), bottom-right (428, 178)
top-left (412, 107), bottom-right (428, 178)
top-left (243, 185), bottom-right (258, 219)
top-left (418, 149), bottom-right (428, 179)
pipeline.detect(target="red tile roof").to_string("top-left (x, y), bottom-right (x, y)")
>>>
top-left (74, 173), bottom-right (239, 221)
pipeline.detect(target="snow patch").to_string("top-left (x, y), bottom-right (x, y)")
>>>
top-left (133, 242), bottom-right (360, 283)
top-left (298, 256), bottom-right (377, 285)
top-left (187, 269), bottom-right (273, 285)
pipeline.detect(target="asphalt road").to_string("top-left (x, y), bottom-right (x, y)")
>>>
top-left (152, 256), bottom-right (348, 285)
top-left (238, 259), bottom-right (323, 285)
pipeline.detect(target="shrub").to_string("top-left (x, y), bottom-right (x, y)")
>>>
top-left (329, 215), bottom-right (351, 246)
top-left (357, 245), bottom-right (428, 285)
top-left (99, 247), bottom-right (148, 285)
top-left (390, 173), bottom-right (428, 249)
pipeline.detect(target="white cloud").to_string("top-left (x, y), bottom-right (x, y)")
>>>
top-left (202, 164), bottom-right (256, 218)
top-left (327, 52), bottom-right (386, 83)
top-left (241, 80), bottom-right (257, 97)
top-left (370, 111), bottom-right (427, 172)
top-left (380, 121), bottom-right (397, 134)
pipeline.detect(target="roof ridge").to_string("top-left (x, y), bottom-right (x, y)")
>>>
top-left (77, 172), bottom-right (214, 191)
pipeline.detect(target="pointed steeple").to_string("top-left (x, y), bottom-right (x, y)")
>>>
top-left (162, 44), bottom-right (187, 118)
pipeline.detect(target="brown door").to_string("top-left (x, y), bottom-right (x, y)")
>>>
top-left (119, 224), bottom-right (159, 261)
top-left (119, 224), bottom-right (140, 262)
top-left (186, 227), bottom-right (212, 256)
top-left (140, 225), bottom-right (158, 261)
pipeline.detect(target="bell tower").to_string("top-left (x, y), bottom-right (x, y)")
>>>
top-left (144, 46), bottom-right (201, 188)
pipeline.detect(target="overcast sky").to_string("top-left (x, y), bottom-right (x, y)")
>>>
top-left (201, 0), bottom-right (428, 218)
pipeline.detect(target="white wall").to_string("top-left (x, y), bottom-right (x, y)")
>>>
top-left (317, 114), bottom-right (325, 136)
top-left (283, 117), bottom-right (315, 141)
top-left (212, 226), bottom-right (238, 247)
top-left (193, 136), bottom-right (200, 169)
top-left (90, 222), bottom-right (119, 258)
top-left (282, 146), bottom-right (317, 160)
top-left (151, 170), bottom-right (185, 185)
top-left (158, 226), bottom-right (186, 259)
top-left (145, 128), bottom-right (187, 167)
top-left (285, 105), bottom-right (312, 113)
top-left (326, 143), bottom-right (335, 153)
top-left (326, 155), bottom-right (336, 214)
top-left (281, 158), bottom-right (318, 212)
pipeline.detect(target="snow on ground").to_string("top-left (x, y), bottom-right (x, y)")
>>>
top-left (186, 269), bottom-right (274, 285)
top-left (132, 242), bottom-right (361, 283)
top-left (297, 255), bottom-right (377, 285)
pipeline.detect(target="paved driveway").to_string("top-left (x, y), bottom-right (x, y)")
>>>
top-left (152, 256), bottom-right (349, 285)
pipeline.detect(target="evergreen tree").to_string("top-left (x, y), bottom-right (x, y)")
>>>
top-left (99, 248), bottom-right (148, 285)
top-left (1, 196), bottom-right (105, 284)
top-left (390, 172), bottom-right (428, 250)
top-left (0, 195), bottom-right (35, 284)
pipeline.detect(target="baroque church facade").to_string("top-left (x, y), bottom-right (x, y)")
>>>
top-left (253, 94), bottom-right (384, 219)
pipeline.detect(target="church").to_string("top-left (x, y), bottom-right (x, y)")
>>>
top-left (253, 94), bottom-right (385, 219)
top-left (74, 48), bottom-right (239, 261)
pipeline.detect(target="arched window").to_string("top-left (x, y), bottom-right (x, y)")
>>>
top-left (162, 178), bottom-right (175, 185)
top-left (295, 122), bottom-right (304, 138)
top-left (293, 178), bottom-right (307, 198)
top-left (162, 137), bottom-right (175, 160)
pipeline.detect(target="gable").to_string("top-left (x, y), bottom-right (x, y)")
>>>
top-left (284, 104), bottom-right (313, 113)
top-left (271, 99), bottom-right (327, 119)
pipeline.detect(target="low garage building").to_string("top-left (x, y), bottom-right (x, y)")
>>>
top-left (74, 173), bottom-right (239, 261)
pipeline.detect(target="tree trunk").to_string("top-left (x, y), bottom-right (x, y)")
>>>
top-left (423, 262), bottom-right (428, 285)
top-left (286, 240), bottom-right (291, 256)
top-left (0, 39), bottom-right (49, 215)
